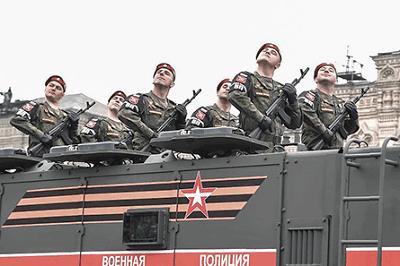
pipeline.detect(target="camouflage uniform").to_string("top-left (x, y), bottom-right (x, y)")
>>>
top-left (80, 117), bottom-right (129, 143)
top-left (299, 89), bottom-right (359, 150)
top-left (228, 71), bottom-right (302, 150)
top-left (118, 91), bottom-right (186, 152)
top-left (10, 101), bottom-right (79, 156)
top-left (186, 104), bottom-right (239, 128)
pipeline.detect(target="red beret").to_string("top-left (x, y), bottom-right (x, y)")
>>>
top-left (45, 75), bottom-right (66, 92)
top-left (217, 78), bottom-right (231, 91)
top-left (153, 63), bottom-right (176, 81)
top-left (256, 43), bottom-right (282, 62)
top-left (108, 90), bottom-right (127, 102)
top-left (314, 63), bottom-right (337, 79)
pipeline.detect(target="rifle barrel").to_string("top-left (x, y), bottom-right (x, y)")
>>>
top-left (248, 68), bottom-right (309, 140)
top-left (309, 87), bottom-right (370, 150)
top-left (140, 89), bottom-right (202, 152)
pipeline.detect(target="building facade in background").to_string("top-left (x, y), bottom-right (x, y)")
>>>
top-left (335, 50), bottom-right (400, 146)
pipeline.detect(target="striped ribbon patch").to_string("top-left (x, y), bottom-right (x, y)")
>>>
top-left (3, 176), bottom-right (267, 228)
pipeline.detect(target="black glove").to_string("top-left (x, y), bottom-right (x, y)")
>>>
top-left (68, 113), bottom-right (80, 130)
top-left (68, 112), bottom-right (80, 123)
top-left (259, 116), bottom-right (272, 131)
top-left (39, 133), bottom-right (53, 144)
top-left (281, 83), bottom-right (297, 104)
top-left (68, 112), bottom-right (79, 130)
top-left (175, 104), bottom-right (187, 122)
top-left (322, 129), bottom-right (335, 144)
top-left (344, 101), bottom-right (358, 120)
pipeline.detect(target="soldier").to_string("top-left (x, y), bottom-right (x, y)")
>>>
top-left (228, 43), bottom-right (302, 151)
top-left (186, 78), bottom-right (238, 129)
top-left (299, 63), bottom-right (359, 150)
top-left (81, 90), bottom-right (130, 143)
top-left (118, 63), bottom-right (187, 152)
top-left (10, 75), bottom-right (79, 157)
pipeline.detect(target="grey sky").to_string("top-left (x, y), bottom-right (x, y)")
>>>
top-left (0, 0), bottom-right (398, 114)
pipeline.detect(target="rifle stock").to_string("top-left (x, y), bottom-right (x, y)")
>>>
top-left (249, 67), bottom-right (309, 140)
top-left (309, 87), bottom-right (370, 151)
top-left (28, 101), bottom-right (96, 157)
top-left (140, 89), bottom-right (202, 152)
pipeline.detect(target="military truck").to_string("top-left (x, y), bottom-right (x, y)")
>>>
top-left (0, 128), bottom-right (399, 266)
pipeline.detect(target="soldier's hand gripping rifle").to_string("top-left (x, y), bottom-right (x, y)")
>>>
top-left (140, 89), bottom-right (202, 152)
top-left (309, 87), bottom-right (370, 151)
top-left (248, 67), bottom-right (309, 139)
top-left (28, 101), bottom-right (96, 157)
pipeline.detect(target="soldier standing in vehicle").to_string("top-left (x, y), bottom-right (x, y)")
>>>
top-left (186, 78), bottom-right (238, 129)
top-left (118, 63), bottom-right (187, 152)
top-left (10, 75), bottom-right (79, 157)
top-left (228, 43), bottom-right (302, 151)
top-left (299, 63), bottom-right (359, 150)
top-left (81, 90), bottom-right (130, 143)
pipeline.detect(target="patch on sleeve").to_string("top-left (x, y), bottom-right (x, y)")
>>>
top-left (85, 118), bottom-right (98, 129)
top-left (230, 72), bottom-right (251, 93)
top-left (303, 98), bottom-right (314, 107)
top-left (129, 95), bottom-right (140, 104)
top-left (234, 73), bottom-right (248, 84)
top-left (305, 92), bottom-right (315, 101)
top-left (22, 102), bottom-right (35, 112)
top-left (195, 110), bottom-right (206, 120)
top-left (231, 82), bottom-right (247, 93)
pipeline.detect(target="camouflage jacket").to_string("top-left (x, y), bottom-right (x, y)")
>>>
top-left (118, 91), bottom-right (185, 151)
top-left (299, 89), bottom-right (359, 150)
top-left (186, 103), bottom-right (239, 129)
top-left (228, 71), bottom-right (302, 150)
top-left (10, 101), bottom-right (79, 156)
top-left (80, 117), bottom-right (129, 143)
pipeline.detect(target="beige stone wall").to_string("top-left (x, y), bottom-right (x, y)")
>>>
top-left (335, 51), bottom-right (400, 147)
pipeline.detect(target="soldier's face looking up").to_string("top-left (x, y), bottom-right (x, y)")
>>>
top-left (45, 81), bottom-right (64, 103)
top-left (217, 82), bottom-right (231, 99)
top-left (315, 66), bottom-right (337, 85)
top-left (108, 95), bottom-right (125, 112)
top-left (256, 47), bottom-right (281, 68)
top-left (153, 68), bottom-right (175, 88)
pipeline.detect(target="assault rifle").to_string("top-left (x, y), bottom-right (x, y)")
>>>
top-left (248, 67), bottom-right (309, 139)
top-left (140, 89), bottom-right (202, 152)
top-left (309, 87), bottom-right (370, 151)
top-left (119, 129), bottom-right (135, 149)
top-left (28, 101), bottom-right (96, 157)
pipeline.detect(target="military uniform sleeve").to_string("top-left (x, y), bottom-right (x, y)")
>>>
top-left (80, 118), bottom-right (101, 143)
top-left (228, 72), bottom-right (264, 123)
top-left (10, 101), bottom-right (46, 141)
top-left (298, 91), bottom-right (327, 134)
top-left (283, 100), bottom-right (303, 129)
top-left (186, 107), bottom-right (212, 129)
top-left (118, 94), bottom-right (155, 139)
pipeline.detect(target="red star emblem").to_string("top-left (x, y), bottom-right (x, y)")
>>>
top-left (181, 171), bottom-right (217, 219)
